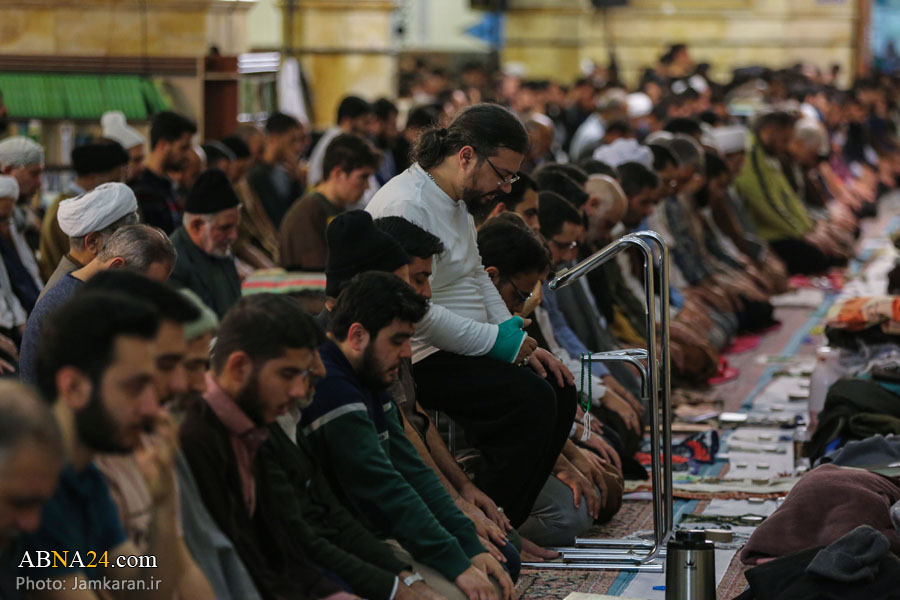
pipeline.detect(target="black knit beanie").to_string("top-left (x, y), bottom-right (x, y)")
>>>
top-left (325, 210), bottom-right (409, 297)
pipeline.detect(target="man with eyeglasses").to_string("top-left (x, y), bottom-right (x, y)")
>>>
top-left (366, 103), bottom-right (577, 537)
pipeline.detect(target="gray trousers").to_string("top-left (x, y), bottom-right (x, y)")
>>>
top-left (517, 475), bottom-right (596, 547)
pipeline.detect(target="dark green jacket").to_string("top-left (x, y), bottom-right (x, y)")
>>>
top-left (302, 340), bottom-right (485, 581)
top-left (170, 226), bottom-right (241, 318)
top-left (259, 423), bottom-right (410, 600)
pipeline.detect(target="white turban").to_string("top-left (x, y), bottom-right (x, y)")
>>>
top-left (627, 92), bottom-right (653, 119)
top-left (0, 176), bottom-right (19, 200)
top-left (689, 74), bottom-right (710, 95)
top-left (57, 182), bottom-right (138, 238)
top-left (0, 136), bottom-right (44, 169)
top-left (593, 138), bottom-right (654, 170)
top-left (709, 125), bottom-right (748, 155)
top-left (101, 111), bottom-right (145, 150)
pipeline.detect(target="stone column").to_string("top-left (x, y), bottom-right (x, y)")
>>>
top-left (282, 0), bottom-right (397, 128)
top-left (503, 0), bottom-right (585, 83)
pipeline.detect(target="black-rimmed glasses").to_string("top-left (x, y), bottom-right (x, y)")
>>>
top-left (485, 157), bottom-right (520, 188)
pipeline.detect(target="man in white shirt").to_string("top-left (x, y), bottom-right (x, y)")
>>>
top-left (366, 103), bottom-right (576, 530)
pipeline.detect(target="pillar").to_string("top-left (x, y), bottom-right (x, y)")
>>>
top-left (283, 0), bottom-right (397, 128)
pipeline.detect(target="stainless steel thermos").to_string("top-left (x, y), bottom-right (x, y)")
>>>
top-left (665, 530), bottom-right (716, 600)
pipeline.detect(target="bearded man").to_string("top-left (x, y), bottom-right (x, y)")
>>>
top-left (179, 293), bottom-right (356, 600)
top-left (23, 291), bottom-right (183, 599)
top-left (170, 169), bottom-right (242, 318)
top-left (365, 104), bottom-right (576, 533)
top-left (130, 111), bottom-right (197, 234)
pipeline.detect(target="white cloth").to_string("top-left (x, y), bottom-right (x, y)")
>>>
top-left (366, 164), bottom-right (507, 362)
top-left (101, 111), bottom-right (145, 150)
top-left (592, 139), bottom-right (654, 169)
top-left (0, 176), bottom-right (18, 200)
top-left (0, 256), bottom-right (26, 330)
top-left (0, 137), bottom-right (43, 169)
top-left (569, 114), bottom-right (606, 161)
top-left (10, 215), bottom-right (43, 292)
top-left (0, 218), bottom-right (41, 328)
top-left (627, 93), bottom-right (653, 119)
top-left (57, 183), bottom-right (138, 237)
top-left (277, 57), bottom-right (311, 128)
top-left (710, 125), bottom-right (748, 155)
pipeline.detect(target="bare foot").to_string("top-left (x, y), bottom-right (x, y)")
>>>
top-left (520, 537), bottom-right (559, 562)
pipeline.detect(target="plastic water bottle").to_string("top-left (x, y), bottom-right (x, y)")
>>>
top-left (808, 347), bottom-right (840, 431)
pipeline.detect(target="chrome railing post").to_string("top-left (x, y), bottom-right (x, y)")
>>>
top-left (522, 232), bottom-right (673, 571)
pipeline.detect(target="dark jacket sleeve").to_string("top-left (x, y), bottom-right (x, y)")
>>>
top-left (260, 427), bottom-right (406, 600)
top-left (304, 388), bottom-right (473, 581)
top-left (383, 403), bottom-right (485, 559)
top-left (179, 407), bottom-right (340, 600)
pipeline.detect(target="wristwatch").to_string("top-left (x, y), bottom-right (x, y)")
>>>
top-left (404, 573), bottom-right (424, 587)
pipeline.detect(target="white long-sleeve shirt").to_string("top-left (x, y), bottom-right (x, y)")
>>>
top-left (366, 164), bottom-right (509, 362)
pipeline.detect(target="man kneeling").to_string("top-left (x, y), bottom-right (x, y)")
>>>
top-left (303, 272), bottom-right (513, 600)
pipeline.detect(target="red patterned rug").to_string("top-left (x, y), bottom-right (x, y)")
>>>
top-left (518, 499), bottom-right (673, 599)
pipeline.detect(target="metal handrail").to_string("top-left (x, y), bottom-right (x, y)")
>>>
top-left (632, 230), bottom-right (674, 536)
top-left (523, 231), bottom-right (673, 570)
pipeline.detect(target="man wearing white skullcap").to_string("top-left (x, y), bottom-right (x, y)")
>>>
top-left (102, 111), bottom-right (146, 182)
top-left (709, 125), bottom-right (748, 176)
top-left (0, 136), bottom-right (44, 202)
top-left (38, 140), bottom-right (129, 283)
top-left (592, 138), bottom-right (654, 170)
top-left (39, 182), bottom-right (139, 298)
top-left (626, 92), bottom-right (654, 140)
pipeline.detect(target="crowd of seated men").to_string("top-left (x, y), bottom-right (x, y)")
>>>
top-left (0, 41), bottom-right (897, 599)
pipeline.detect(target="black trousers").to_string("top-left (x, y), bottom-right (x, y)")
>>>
top-left (413, 351), bottom-right (577, 527)
top-left (769, 238), bottom-right (844, 275)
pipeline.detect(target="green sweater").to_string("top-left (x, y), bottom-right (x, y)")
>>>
top-left (259, 423), bottom-right (411, 600)
top-left (734, 134), bottom-right (814, 242)
top-left (301, 340), bottom-right (485, 581)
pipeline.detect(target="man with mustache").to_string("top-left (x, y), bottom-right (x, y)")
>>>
top-left (22, 291), bottom-right (182, 599)
top-left (130, 111), bottom-right (196, 235)
top-left (303, 271), bottom-right (512, 600)
top-left (86, 271), bottom-right (217, 599)
top-left (179, 294), bottom-right (355, 600)
top-left (89, 273), bottom-right (260, 600)
top-left (170, 168), bottom-right (242, 318)
top-left (366, 103), bottom-right (575, 532)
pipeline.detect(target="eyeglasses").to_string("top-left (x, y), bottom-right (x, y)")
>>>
top-left (549, 238), bottom-right (578, 251)
top-left (504, 278), bottom-right (533, 305)
top-left (485, 157), bottom-right (520, 188)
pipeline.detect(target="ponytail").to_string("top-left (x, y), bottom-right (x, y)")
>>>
top-left (412, 103), bottom-right (529, 170)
